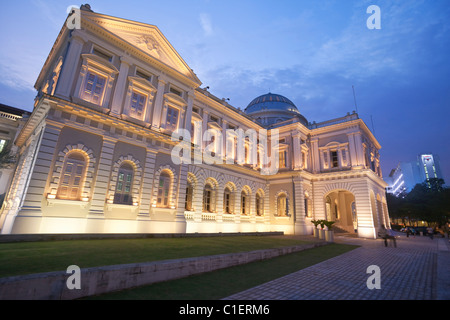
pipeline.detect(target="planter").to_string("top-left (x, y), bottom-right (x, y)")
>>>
top-left (313, 228), bottom-right (319, 238)
top-left (318, 229), bottom-right (325, 240)
top-left (325, 230), bottom-right (334, 242)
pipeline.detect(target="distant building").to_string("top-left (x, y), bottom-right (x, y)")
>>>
top-left (386, 153), bottom-right (444, 196)
top-left (0, 104), bottom-right (28, 195)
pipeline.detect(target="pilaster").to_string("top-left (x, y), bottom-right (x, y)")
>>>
top-left (54, 34), bottom-right (85, 99)
top-left (151, 77), bottom-right (167, 130)
top-left (110, 56), bottom-right (131, 116)
top-left (89, 138), bottom-right (116, 215)
top-left (138, 149), bottom-right (157, 215)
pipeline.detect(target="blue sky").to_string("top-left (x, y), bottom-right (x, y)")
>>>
top-left (0, 0), bottom-right (449, 184)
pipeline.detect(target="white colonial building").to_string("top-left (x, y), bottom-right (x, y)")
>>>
top-left (0, 5), bottom-right (390, 238)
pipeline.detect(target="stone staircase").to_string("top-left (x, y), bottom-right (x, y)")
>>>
top-left (332, 225), bottom-right (358, 237)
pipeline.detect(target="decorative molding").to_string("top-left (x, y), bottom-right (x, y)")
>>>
top-left (48, 144), bottom-right (96, 200)
top-left (107, 155), bottom-right (142, 205)
top-left (152, 165), bottom-right (177, 208)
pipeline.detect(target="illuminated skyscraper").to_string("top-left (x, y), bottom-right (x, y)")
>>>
top-left (386, 153), bottom-right (444, 196)
top-left (418, 154), bottom-right (444, 186)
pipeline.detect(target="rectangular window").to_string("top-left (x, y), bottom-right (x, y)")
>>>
top-left (157, 174), bottom-right (171, 207)
top-left (93, 48), bottom-right (112, 62)
top-left (203, 190), bottom-right (211, 212)
top-left (331, 151), bottom-right (339, 168)
top-left (166, 107), bottom-right (179, 132)
top-left (83, 72), bottom-right (106, 105)
top-left (58, 155), bottom-right (86, 200)
top-left (130, 91), bottom-right (147, 119)
top-left (224, 193), bottom-right (230, 213)
top-left (279, 151), bottom-right (286, 168)
top-left (114, 166), bottom-right (134, 205)
top-left (169, 86), bottom-right (183, 97)
top-left (136, 70), bottom-right (152, 81)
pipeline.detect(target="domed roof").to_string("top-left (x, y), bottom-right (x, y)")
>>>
top-left (245, 93), bottom-right (299, 114)
top-left (244, 93), bottom-right (307, 127)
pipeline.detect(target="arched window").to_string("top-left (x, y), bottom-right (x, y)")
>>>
top-left (114, 162), bottom-right (134, 205)
top-left (256, 193), bottom-right (264, 216)
top-left (203, 183), bottom-right (215, 213)
top-left (57, 151), bottom-right (87, 200)
top-left (223, 187), bottom-right (234, 214)
top-left (157, 171), bottom-right (171, 208)
top-left (185, 180), bottom-right (194, 211)
top-left (277, 193), bottom-right (288, 216)
top-left (241, 191), bottom-right (249, 215)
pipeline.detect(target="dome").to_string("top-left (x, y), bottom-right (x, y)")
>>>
top-left (244, 93), bottom-right (308, 127)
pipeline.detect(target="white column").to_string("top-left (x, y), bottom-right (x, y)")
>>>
top-left (174, 164), bottom-right (188, 233)
top-left (138, 149), bottom-right (157, 215)
top-left (311, 138), bottom-right (320, 173)
top-left (110, 57), bottom-right (131, 117)
top-left (354, 132), bottom-right (365, 167)
top-left (202, 110), bottom-right (209, 150)
top-left (184, 91), bottom-right (194, 134)
top-left (347, 133), bottom-right (357, 167)
top-left (151, 78), bottom-right (167, 130)
top-left (292, 132), bottom-right (301, 170)
top-left (293, 175), bottom-right (308, 235)
top-left (221, 120), bottom-right (228, 160)
top-left (89, 138), bottom-right (115, 215)
top-left (54, 34), bottom-right (85, 99)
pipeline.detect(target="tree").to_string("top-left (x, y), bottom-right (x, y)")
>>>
top-left (0, 146), bottom-right (15, 168)
top-left (387, 179), bottom-right (450, 229)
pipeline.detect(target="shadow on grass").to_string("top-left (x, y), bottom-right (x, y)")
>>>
top-left (0, 236), bottom-right (311, 277)
top-left (85, 243), bottom-right (358, 300)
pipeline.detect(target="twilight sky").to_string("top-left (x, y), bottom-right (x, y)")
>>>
top-left (0, 0), bottom-right (449, 184)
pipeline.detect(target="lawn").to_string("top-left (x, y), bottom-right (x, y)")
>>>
top-left (85, 243), bottom-right (358, 300)
top-left (0, 235), bottom-right (316, 277)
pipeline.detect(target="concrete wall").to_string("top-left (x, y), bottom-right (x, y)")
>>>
top-left (0, 240), bottom-right (327, 300)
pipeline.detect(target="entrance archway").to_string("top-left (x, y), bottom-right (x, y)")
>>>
top-left (324, 190), bottom-right (357, 233)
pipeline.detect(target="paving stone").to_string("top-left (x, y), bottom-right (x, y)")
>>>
top-left (223, 234), bottom-right (450, 300)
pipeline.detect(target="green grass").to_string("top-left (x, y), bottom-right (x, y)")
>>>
top-left (85, 243), bottom-right (358, 300)
top-left (0, 236), bottom-right (313, 277)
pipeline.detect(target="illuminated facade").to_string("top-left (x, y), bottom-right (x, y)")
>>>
top-left (0, 104), bottom-right (28, 196)
top-left (0, 6), bottom-right (391, 238)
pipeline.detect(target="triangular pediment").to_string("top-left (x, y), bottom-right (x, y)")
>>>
top-left (81, 11), bottom-right (201, 85)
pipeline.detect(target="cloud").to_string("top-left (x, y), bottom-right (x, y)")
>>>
top-left (0, 52), bottom-right (39, 92)
top-left (199, 13), bottom-right (213, 36)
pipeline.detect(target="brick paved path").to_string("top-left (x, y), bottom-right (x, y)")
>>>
top-left (224, 234), bottom-right (450, 300)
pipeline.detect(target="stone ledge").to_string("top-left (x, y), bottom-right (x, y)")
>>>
top-left (0, 241), bottom-right (328, 300)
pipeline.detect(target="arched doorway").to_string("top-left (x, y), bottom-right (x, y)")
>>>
top-left (324, 190), bottom-right (357, 233)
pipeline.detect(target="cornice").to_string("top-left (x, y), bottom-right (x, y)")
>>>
top-left (194, 90), bottom-right (262, 130)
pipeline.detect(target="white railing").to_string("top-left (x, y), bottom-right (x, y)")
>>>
top-left (0, 111), bottom-right (22, 121)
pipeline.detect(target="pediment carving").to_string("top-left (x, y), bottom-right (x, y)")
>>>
top-left (81, 11), bottom-right (201, 85)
